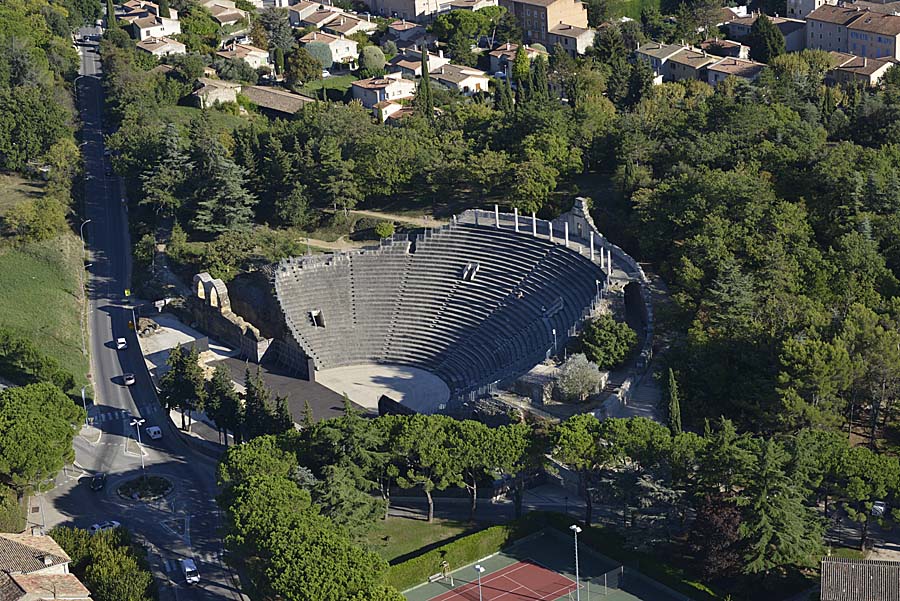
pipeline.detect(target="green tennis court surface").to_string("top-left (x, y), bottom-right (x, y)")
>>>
top-left (404, 528), bottom-right (682, 601)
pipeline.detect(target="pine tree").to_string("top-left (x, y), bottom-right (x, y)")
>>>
top-left (206, 364), bottom-right (241, 446)
top-left (242, 368), bottom-right (273, 440)
top-left (193, 141), bottom-right (258, 234)
top-left (158, 0), bottom-right (171, 18)
top-left (415, 48), bottom-right (433, 117)
top-left (140, 123), bottom-right (190, 216)
top-left (667, 368), bottom-right (682, 434)
top-left (272, 396), bottom-right (294, 434)
top-left (302, 400), bottom-right (314, 429)
top-left (493, 78), bottom-right (513, 113)
top-left (318, 137), bottom-right (361, 216)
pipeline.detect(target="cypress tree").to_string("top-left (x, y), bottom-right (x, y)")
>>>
top-left (274, 47), bottom-right (285, 76)
top-left (415, 48), bottom-right (434, 117)
top-left (748, 14), bottom-right (786, 63)
top-left (531, 56), bottom-right (549, 102)
top-left (493, 78), bottom-right (513, 113)
top-left (667, 368), bottom-right (682, 434)
top-left (106, 0), bottom-right (117, 28)
top-left (158, 0), bottom-right (170, 18)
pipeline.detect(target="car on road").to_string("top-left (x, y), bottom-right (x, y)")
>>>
top-left (122, 373), bottom-right (136, 386)
top-left (116, 337), bottom-right (127, 350)
top-left (322, 69), bottom-right (331, 78)
top-left (146, 426), bottom-right (162, 440)
top-left (90, 473), bottom-right (106, 491)
top-left (872, 501), bottom-right (887, 516)
top-left (181, 558), bottom-right (200, 585)
top-left (89, 520), bottom-right (120, 534)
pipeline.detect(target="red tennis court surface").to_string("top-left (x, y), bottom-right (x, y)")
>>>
top-left (431, 561), bottom-right (577, 601)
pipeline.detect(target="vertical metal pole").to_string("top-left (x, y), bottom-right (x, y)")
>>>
top-left (514, 207), bottom-right (519, 232)
top-left (590, 234), bottom-right (595, 261)
top-left (564, 222), bottom-right (569, 247)
top-left (532, 212), bottom-right (537, 236)
top-left (494, 204), bottom-right (500, 228)
top-left (574, 528), bottom-right (580, 601)
top-left (81, 386), bottom-right (88, 424)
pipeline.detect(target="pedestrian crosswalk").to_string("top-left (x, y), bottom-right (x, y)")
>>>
top-left (89, 403), bottom-right (160, 424)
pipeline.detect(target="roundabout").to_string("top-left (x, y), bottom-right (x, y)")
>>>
top-left (116, 475), bottom-right (173, 501)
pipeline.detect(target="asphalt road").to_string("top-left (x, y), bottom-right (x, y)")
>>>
top-left (40, 28), bottom-right (243, 601)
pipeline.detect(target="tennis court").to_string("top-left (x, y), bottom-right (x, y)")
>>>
top-left (404, 528), bottom-right (671, 601)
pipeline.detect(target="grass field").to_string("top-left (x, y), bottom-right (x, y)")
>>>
top-left (156, 105), bottom-right (249, 132)
top-left (365, 517), bottom-right (476, 564)
top-left (299, 74), bottom-right (356, 101)
top-left (0, 174), bottom-right (89, 391)
top-left (608, 0), bottom-right (660, 19)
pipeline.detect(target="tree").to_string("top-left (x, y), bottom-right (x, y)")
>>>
top-left (358, 45), bottom-right (386, 77)
top-left (391, 415), bottom-right (458, 522)
top-left (494, 421), bottom-right (540, 519)
top-left (748, 14), bottom-right (786, 64)
top-left (553, 413), bottom-right (602, 525)
top-left (374, 221), bottom-right (395, 239)
top-left (557, 353), bottom-right (603, 402)
top-left (318, 137), bottom-right (361, 216)
top-left (193, 140), bottom-right (258, 234)
top-left (447, 420), bottom-right (495, 521)
top-left (258, 7), bottom-right (294, 51)
top-left (688, 493), bottom-right (743, 579)
top-left (448, 33), bottom-right (476, 66)
top-left (158, 0), bottom-right (171, 18)
top-left (494, 77), bottom-right (513, 113)
top-left (285, 47), bottom-right (321, 87)
top-left (206, 364), bottom-right (242, 446)
top-left (667, 368), bottom-right (682, 434)
top-left (305, 41), bottom-right (333, 70)
top-left (530, 55), bottom-right (549, 102)
top-left (578, 314), bottom-right (638, 369)
top-left (415, 49), bottom-right (434, 117)
top-left (0, 383), bottom-right (83, 492)
top-left (140, 123), bottom-right (190, 217)
top-left (273, 46), bottom-right (284, 76)
top-left (511, 44), bottom-right (530, 97)
top-left (243, 368), bottom-right (276, 440)
top-left (272, 395), bottom-right (294, 434)
top-left (106, 0), bottom-right (116, 28)
top-left (158, 345), bottom-right (206, 430)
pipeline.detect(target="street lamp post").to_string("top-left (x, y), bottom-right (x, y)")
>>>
top-left (570, 524), bottom-right (582, 601)
top-left (474, 564), bottom-right (485, 601)
top-left (130, 418), bottom-right (146, 474)
top-left (80, 386), bottom-right (88, 425)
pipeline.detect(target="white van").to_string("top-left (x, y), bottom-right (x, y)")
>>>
top-left (145, 426), bottom-right (162, 440)
top-left (181, 558), bottom-right (200, 585)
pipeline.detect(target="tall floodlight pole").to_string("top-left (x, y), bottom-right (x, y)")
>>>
top-left (570, 524), bottom-right (582, 601)
top-left (130, 418), bottom-right (146, 473)
top-left (474, 564), bottom-right (485, 601)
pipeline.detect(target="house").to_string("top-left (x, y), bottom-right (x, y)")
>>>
top-left (499, 0), bottom-right (588, 47)
top-left (664, 47), bottom-right (718, 82)
top-left (444, 0), bottom-right (499, 10)
top-left (725, 13), bottom-right (807, 52)
top-left (192, 77), bottom-right (242, 107)
top-left (351, 72), bottom-right (417, 108)
top-left (365, 0), bottom-right (434, 22)
top-left (324, 14), bottom-right (378, 36)
top-left (488, 42), bottom-right (548, 77)
top-left (301, 8), bottom-right (344, 29)
top-left (634, 42), bottom-right (684, 84)
top-left (373, 99), bottom-right (407, 122)
top-left (387, 19), bottom-right (428, 41)
top-left (714, 5), bottom-right (748, 26)
top-left (547, 23), bottom-right (596, 56)
top-left (119, 0), bottom-right (181, 40)
top-left (808, 5), bottom-right (900, 59)
top-left (706, 56), bottom-right (766, 84)
top-left (386, 48), bottom-right (450, 77)
top-left (0, 533), bottom-right (92, 601)
top-left (429, 63), bottom-right (490, 94)
top-left (217, 43), bottom-right (270, 70)
top-left (697, 38), bottom-right (750, 59)
top-left (198, 0), bottom-right (249, 27)
top-left (299, 31), bottom-right (359, 66)
top-left (820, 557), bottom-right (900, 601)
top-left (119, 0), bottom-right (178, 21)
top-left (136, 36), bottom-right (186, 56)
top-left (242, 85), bottom-right (315, 117)
top-left (827, 50), bottom-right (895, 85)
top-left (787, 0), bottom-right (834, 19)
top-left (288, 0), bottom-right (326, 26)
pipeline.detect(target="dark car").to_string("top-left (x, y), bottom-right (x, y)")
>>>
top-left (90, 473), bottom-right (106, 491)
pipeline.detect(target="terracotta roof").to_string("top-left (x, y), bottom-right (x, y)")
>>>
top-left (488, 43), bottom-right (548, 59)
top-left (389, 20), bottom-right (420, 31)
top-left (668, 48), bottom-right (718, 68)
top-left (636, 42), bottom-right (685, 61)
top-left (9, 573), bottom-right (91, 600)
top-left (136, 36), bottom-right (184, 52)
top-left (194, 77), bottom-right (241, 91)
top-left (829, 51), bottom-right (895, 75)
top-left (430, 63), bottom-right (488, 85)
top-left (0, 534), bottom-right (69, 574)
top-left (242, 86), bottom-right (314, 115)
top-left (708, 57), bottom-right (766, 78)
top-left (848, 12), bottom-right (900, 36)
top-left (299, 31), bottom-right (346, 45)
top-left (325, 15), bottom-right (376, 35)
top-left (548, 23), bottom-right (592, 37)
top-left (217, 44), bottom-right (268, 61)
top-left (820, 557), bottom-right (900, 601)
top-left (133, 16), bottom-right (161, 29)
top-left (807, 5), bottom-right (865, 26)
top-left (352, 75), bottom-right (411, 90)
top-left (699, 38), bottom-right (743, 50)
top-left (303, 9), bottom-right (341, 25)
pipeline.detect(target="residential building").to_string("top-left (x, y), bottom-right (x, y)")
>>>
top-left (386, 48), bottom-right (450, 77)
top-left (217, 43), bottom-right (270, 70)
top-left (725, 13), bottom-right (807, 52)
top-left (374, 99), bottom-right (407, 122)
top-left (787, 0), bottom-right (834, 19)
top-left (444, 0), bottom-right (498, 10)
top-left (499, 0), bottom-right (588, 46)
top-left (325, 14), bottom-right (378, 36)
top-left (827, 50), bottom-right (895, 85)
top-left (130, 16), bottom-right (182, 40)
top-left (820, 557), bottom-right (900, 601)
top-left (706, 56), bottom-right (766, 84)
top-left (547, 23), bottom-right (596, 57)
top-left (198, 0), bottom-right (249, 27)
top-left (365, 0), bottom-right (435, 22)
top-left (242, 85), bottom-right (315, 117)
top-left (429, 63), bottom-right (490, 94)
top-left (289, 0), bottom-right (326, 26)
top-left (665, 48), bottom-right (718, 82)
top-left (299, 31), bottom-right (359, 66)
top-left (351, 72), bottom-right (417, 108)
top-left (192, 77), bottom-right (242, 107)
top-left (635, 42), bottom-right (684, 84)
top-left (697, 38), bottom-right (750, 59)
top-left (136, 36), bottom-right (186, 56)
top-left (387, 19), bottom-right (428, 41)
top-left (488, 42), bottom-right (548, 77)
top-left (808, 5), bottom-right (900, 59)
top-left (119, 0), bottom-right (178, 21)
top-left (301, 8), bottom-right (344, 29)
top-left (0, 532), bottom-right (92, 601)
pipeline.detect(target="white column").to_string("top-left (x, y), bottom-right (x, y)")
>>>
top-left (532, 212), bottom-right (537, 237)
top-left (494, 204), bottom-right (500, 228)
top-left (513, 207), bottom-right (519, 232)
top-left (548, 222), bottom-right (553, 243)
top-left (564, 222), bottom-right (569, 248)
top-left (607, 249), bottom-right (613, 275)
top-left (590, 234), bottom-right (595, 261)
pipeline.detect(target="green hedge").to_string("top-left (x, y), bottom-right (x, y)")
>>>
top-left (387, 515), bottom-right (544, 591)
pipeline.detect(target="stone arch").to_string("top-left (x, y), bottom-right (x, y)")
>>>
top-left (193, 272), bottom-right (214, 301)
top-left (209, 279), bottom-right (231, 311)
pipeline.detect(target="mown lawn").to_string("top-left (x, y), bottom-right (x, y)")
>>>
top-left (299, 73), bottom-right (356, 101)
top-left (363, 516), bottom-right (477, 564)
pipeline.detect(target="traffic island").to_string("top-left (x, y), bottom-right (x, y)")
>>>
top-left (117, 475), bottom-right (172, 501)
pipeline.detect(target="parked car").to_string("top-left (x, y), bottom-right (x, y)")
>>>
top-left (123, 373), bottom-right (136, 386)
top-left (145, 426), bottom-right (162, 440)
top-left (872, 501), bottom-right (887, 517)
top-left (116, 337), bottom-right (127, 350)
top-left (181, 558), bottom-right (200, 585)
top-left (89, 520), bottom-right (120, 534)
top-left (322, 69), bottom-right (331, 78)
top-left (90, 473), bottom-right (106, 491)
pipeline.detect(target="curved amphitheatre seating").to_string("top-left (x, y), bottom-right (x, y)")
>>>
top-left (273, 223), bottom-right (604, 401)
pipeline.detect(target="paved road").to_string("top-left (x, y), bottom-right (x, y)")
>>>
top-left (40, 28), bottom-right (243, 601)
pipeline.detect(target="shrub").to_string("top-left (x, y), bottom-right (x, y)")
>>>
top-left (306, 41), bottom-right (333, 70)
top-left (0, 485), bottom-right (24, 533)
top-left (578, 314), bottom-right (637, 369)
top-left (375, 221), bottom-right (395, 239)
top-left (359, 45), bottom-right (386, 77)
top-left (0, 327), bottom-right (76, 392)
